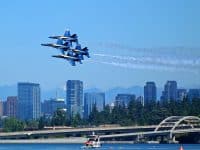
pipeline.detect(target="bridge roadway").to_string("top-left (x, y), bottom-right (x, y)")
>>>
top-left (0, 125), bottom-right (157, 139)
top-left (100, 128), bottom-right (200, 139)
top-left (0, 125), bottom-right (199, 139)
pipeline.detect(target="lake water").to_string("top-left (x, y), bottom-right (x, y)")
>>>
top-left (0, 144), bottom-right (199, 150)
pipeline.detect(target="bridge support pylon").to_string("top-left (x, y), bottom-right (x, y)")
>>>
top-left (167, 134), bottom-right (179, 144)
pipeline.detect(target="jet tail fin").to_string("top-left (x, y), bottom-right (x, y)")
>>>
top-left (71, 34), bottom-right (77, 38)
top-left (64, 30), bottom-right (70, 37)
top-left (82, 47), bottom-right (88, 51)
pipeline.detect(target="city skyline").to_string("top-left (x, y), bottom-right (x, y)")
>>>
top-left (0, 80), bottom-right (199, 120)
top-left (0, 0), bottom-right (199, 92)
top-left (0, 79), bottom-right (199, 102)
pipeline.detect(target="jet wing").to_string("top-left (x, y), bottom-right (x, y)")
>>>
top-left (48, 36), bottom-right (68, 40)
top-left (41, 43), bottom-right (69, 49)
top-left (52, 55), bottom-right (66, 59)
top-left (52, 55), bottom-right (76, 66)
top-left (41, 43), bottom-right (59, 48)
top-left (48, 36), bottom-right (62, 39)
top-left (54, 45), bottom-right (69, 49)
top-left (41, 43), bottom-right (54, 47)
top-left (52, 54), bottom-right (73, 59)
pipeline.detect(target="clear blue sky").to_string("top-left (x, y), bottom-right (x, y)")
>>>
top-left (0, 0), bottom-right (199, 91)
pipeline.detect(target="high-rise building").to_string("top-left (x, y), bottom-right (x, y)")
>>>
top-left (177, 89), bottom-right (187, 101)
top-left (3, 101), bottom-right (7, 116)
top-left (0, 101), bottom-right (3, 117)
top-left (188, 89), bottom-right (200, 101)
top-left (136, 96), bottom-right (144, 106)
top-left (115, 94), bottom-right (135, 107)
top-left (66, 80), bottom-right (83, 118)
top-left (160, 91), bottom-right (166, 102)
top-left (84, 92), bottom-right (105, 119)
top-left (18, 82), bottom-right (41, 120)
top-left (161, 81), bottom-right (177, 102)
top-left (42, 98), bottom-right (66, 116)
top-left (144, 82), bottom-right (157, 105)
top-left (6, 96), bottom-right (17, 118)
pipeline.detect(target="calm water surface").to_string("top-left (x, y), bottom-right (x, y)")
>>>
top-left (0, 144), bottom-right (199, 150)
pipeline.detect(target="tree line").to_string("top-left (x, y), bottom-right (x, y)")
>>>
top-left (86, 98), bottom-right (200, 126)
top-left (1, 97), bottom-right (200, 132)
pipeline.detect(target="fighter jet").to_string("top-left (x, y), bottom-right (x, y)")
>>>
top-left (52, 53), bottom-right (82, 66)
top-left (42, 29), bottom-right (89, 66)
top-left (41, 39), bottom-right (71, 54)
top-left (71, 44), bottom-right (90, 59)
top-left (48, 30), bottom-right (78, 43)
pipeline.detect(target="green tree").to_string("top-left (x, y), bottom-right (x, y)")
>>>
top-left (3, 118), bottom-right (24, 132)
top-left (25, 120), bottom-right (38, 130)
top-left (89, 105), bottom-right (100, 126)
top-left (51, 109), bottom-right (66, 126)
top-left (71, 113), bottom-right (82, 127)
top-left (128, 99), bottom-right (146, 125)
top-left (99, 105), bottom-right (111, 124)
top-left (111, 104), bottom-right (128, 126)
top-left (190, 98), bottom-right (200, 116)
top-left (181, 97), bottom-right (191, 116)
top-left (38, 116), bottom-right (47, 129)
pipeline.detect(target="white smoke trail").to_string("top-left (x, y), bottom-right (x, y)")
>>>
top-left (95, 42), bottom-right (200, 58)
top-left (93, 53), bottom-right (200, 68)
top-left (88, 60), bottom-right (199, 74)
top-left (88, 42), bottom-right (200, 73)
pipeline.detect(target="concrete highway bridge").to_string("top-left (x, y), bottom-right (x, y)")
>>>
top-left (101, 116), bottom-right (200, 143)
top-left (0, 116), bottom-right (200, 143)
top-left (0, 125), bottom-right (157, 139)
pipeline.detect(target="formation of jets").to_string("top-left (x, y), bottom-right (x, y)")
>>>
top-left (41, 30), bottom-right (90, 66)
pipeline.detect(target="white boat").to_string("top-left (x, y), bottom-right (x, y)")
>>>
top-left (83, 132), bottom-right (101, 148)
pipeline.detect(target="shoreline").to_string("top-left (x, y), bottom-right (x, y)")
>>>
top-left (0, 138), bottom-right (86, 144)
top-left (0, 138), bottom-right (137, 144)
top-left (0, 138), bottom-right (198, 144)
